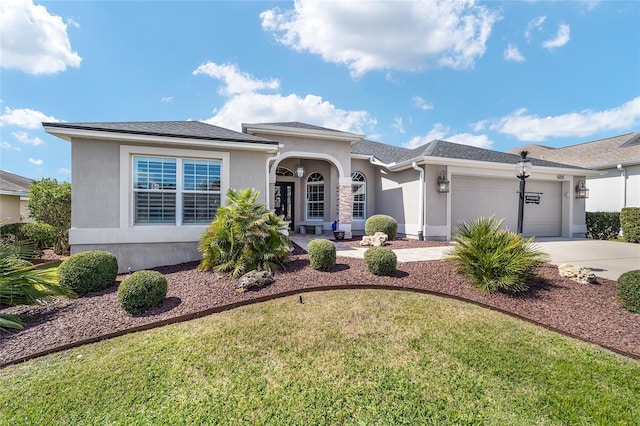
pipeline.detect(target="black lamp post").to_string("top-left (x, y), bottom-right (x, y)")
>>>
top-left (515, 151), bottom-right (532, 234)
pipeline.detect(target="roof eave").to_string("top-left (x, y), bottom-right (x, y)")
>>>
top-left (243, 123), bottom-right (364, 144)
top-left (387, 155), bottom-right (599, 176)
top-left (43, 125), bottom-right (282, 153)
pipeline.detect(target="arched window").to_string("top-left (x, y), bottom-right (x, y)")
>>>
top-left (306, 172), bottom-right (324, 220)
top-left (275, 166), bottom-right (294, 177)
top-left (351, 171), bottom-right (366, 220)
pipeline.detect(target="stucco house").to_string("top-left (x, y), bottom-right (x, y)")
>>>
top-left (510, 132), bottom-right (640, 212)
top-left (43, 121), bottom-right (595, 273)
top-left (0, 170), bottom-right (32, 224)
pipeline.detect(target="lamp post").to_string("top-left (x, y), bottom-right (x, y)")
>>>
top-left (515, 151), bottom-right (532, 234)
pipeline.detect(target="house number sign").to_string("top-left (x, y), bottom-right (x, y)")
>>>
top-left (556, 175), bottom-right (564, 180)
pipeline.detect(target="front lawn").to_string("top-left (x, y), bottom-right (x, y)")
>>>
top-left (1, 290), bottom-right (638, 425)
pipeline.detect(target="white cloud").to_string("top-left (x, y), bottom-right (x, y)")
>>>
top-left (543, 24), bottom-right (570, 49)
top-left (504, 43), bottom-right (525, 62)
top-left (195, 62), bottom-right (376, 134)
top-left (1, 142), bottom-right (21, 151)
top-left (448, 133), bottom-right (493, 149)
top-left (392, 117), bottom-right (405, 134)
top-left (12, 130), bottom-right (44, 146)
top-left (193, 62), bottom-right (280, 96)
top-left (261, 0), bottom-right (500, 77)
top-left (403, 123), bottom-right (493, 149)
top-left (0, 106), bottom-right (59, 129)
top-left (161, 96), bottom-right (174, 103)
top-left (525, 16), bottom-right (546, 41)
top-left (412, 96), bottom-right (434, 111)
top-left (58, 167), bottom-right (71, 176)
top-left (66, 17), bottom-right (80, 28)
top-left (0, 0), bottom-right (82, 74)
top-left (28, 157), bottom-right (43, 166)
top-left (489, 97), bottom-right (640, 141)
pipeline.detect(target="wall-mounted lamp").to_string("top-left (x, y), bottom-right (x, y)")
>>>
top-left (296, 165), bottom-right (304, 178)
top-left (575, 180), bottom-right (589, 199)
top-left (437, 170), bottom-right (450, 193)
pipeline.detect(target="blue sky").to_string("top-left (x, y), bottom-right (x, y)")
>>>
top-left (1, 0), bottom-right (639, 181)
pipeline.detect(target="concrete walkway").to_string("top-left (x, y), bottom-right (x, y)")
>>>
top-left (289, 234), bottom-right (640, 281)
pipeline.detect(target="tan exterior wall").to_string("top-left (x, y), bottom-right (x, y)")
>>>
top-left (350, 159), bottom-right (378, 233)
top-left (374, 168), bottom-right (421, 237)
top-left (425, 164), bottom-right (448, 227)
top-left (0, 195), bottom-right (21, 224)
top-left (229, 150), bottom-right (269, 201)
top-left (72, 138), bottom-right (120, 228)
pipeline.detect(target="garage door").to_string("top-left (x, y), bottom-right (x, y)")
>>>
top-left (451, 176), bottom-right (562, 237)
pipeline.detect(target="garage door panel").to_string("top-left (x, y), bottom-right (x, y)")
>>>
top-left (451, 176), bottom-right (561, 237)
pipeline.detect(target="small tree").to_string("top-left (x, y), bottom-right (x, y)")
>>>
top-left (198, 188), bottom-right (291, 278)
top-left (28, 178), bottom-right (71, 254)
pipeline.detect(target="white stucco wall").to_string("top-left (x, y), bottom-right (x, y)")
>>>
top-left (586, 165), bottom-right (640, 212)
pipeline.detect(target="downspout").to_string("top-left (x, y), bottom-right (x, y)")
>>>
top-left (265, 155), bottom-right (279, 210)
top-left (412, 162), bottom-right (425, 240)
top-left (617, 164), bottom-right (627, 208)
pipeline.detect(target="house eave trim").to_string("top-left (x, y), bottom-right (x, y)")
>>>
top-left (243, 123), bottom-right (364, 143)
top-left (43, 125), bottom-right (282, 153)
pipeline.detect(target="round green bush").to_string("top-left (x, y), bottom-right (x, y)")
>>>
top-left (0, 222), bottom-right (57, 250)
top-left (58, 250), bottom-right (118, 295)
top-left (118, 270), bottom-right (167, 315)
top-left (617, 270), bottom-right (640, 313)
top-left (364, 247), bottom-right (397, 276)
top-left (307, 239), bottom-right (336, 270)
top-left (365, 215), bottom-right (398, 240)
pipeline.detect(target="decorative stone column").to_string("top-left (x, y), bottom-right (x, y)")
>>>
top-left (337, 178), bottom-right (353, 239)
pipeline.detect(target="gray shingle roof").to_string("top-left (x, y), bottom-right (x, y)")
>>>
top-left (248, 122), bottom-right (355, 134)
top-left (508, 132), bottom-right (640, 168)
top-left (0, 170), bottom-right (32, 193)
top-left (351, 139), bottom-right (413, 164)
top-left (43, 121), bottom-right (278, 145)
top-left (416, 140), bottom-right (583, 169)
top-left (352, 138), bottom-right (585, 170)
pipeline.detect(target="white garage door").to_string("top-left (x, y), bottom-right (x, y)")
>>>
top-left (451, 176), bottom-right (562, 237)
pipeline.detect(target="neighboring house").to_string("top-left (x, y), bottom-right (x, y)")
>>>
top-left (510, 132), bottom-right (640, 212)
top-left (0, 170), bottom-right (33, 224)
top-left (44, 121), bottom-right (595, 272)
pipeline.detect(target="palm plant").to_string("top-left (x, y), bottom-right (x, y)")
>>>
top-left (198, 188), bottom-right (291, 278)
top-left (0, 240), bottom-right (75, 332)
top-left (445, 216), bottom-right (549, 293)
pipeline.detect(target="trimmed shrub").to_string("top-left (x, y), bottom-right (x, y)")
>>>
top-left (620, 207), bottom-right (640, 243)
top-left (58, 250), bottom-right (118, 295)
top-left (586, 212), bottom-right (620, 240)
top-left (364, 246), bottom-right (397, 276)
top-left (365, 215), bottom-right (398, 240)
top-left (307, 239), bottom-right (336, 270)
top-left (617, 270), bottom-right (640, 313)
top-left (445, 216), bottom-right (549, 294)
top-left (118, 270), bottom-right (167, 314)
top-left (0, 222), bottom-right (57, 251)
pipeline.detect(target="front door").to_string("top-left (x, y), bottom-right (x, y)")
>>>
top-left (274, 182), bottom-right (295, 230)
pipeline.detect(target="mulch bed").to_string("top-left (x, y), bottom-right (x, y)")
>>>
top-left (2, 245), bottom-right (639, 367)
top-left (336, 237), bottom-right (451, 248)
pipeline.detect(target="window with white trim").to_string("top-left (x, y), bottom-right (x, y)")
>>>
top-left (133, 156), bottom-right (221, 225)
top-left (351, 171), bottom-right (366, 220)
top-left (306, 172), bottom-right (324, 220)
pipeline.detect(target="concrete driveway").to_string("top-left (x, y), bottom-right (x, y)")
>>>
top-left (533, 238), bottom-right (640, 281)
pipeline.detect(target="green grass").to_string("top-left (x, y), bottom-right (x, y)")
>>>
top-left (1, 290), bottom-right (638, 425)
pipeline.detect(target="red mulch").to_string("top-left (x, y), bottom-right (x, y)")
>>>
top-left (1, 246), bottom-right (639, 366)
